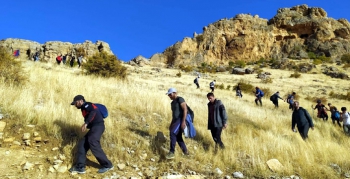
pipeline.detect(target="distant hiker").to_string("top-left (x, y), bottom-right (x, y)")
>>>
top-left (286, 92), bottom-right (296, 111)
top-left (166, 88), bottom-right (189, 159)
top-left (236, 83), bottom-right (243, 98)
top-left (313, 99), bottom-right (328, 121)
top-left (56, 55), bottom-right (62, 65)
top-left (292, 101), bottom-right (314, 140)
top-left (69, 95), bottom-right (113, 174)
top-left (210, 80), bottom-right (216, 92)
top-left (78, 55), bottom-right (83, 68)
top-left (328, 103), bottom-right (341, 127)
top-left (13, 50), bottom-right (20, 58)
top-left (341, 107), bottom-right (350, 135)
top-left (34, 51), bottom-right (40, 61)
top-left (26, 49), bottom-right (31, 60)
top-left (194, 76), bottom-right (200, 89)
top-left (207, 92), bottom-right (228, 150)
top-left (254, 87), bottom-right (264, 106)
top-left (70, 56), bottom-right (76, 67)
top-left (62, 54), bottom-right (67, 64)
top-left (270, 91), bottom-right (284, 108)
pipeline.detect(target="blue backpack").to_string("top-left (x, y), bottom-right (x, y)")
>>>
top-left (334, 111), bottom-right (340, 119)
top-left (95, 103), bottom-right (108, 118)
top-left (259, 90), bottom-right (264, 97)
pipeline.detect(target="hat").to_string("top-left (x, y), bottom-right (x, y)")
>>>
top-left (70, 95), bottom-right (85, 105)
top-left (166, 88), bottom-right (177, 95)
top-left (341, 107), bottom-right (347, 111)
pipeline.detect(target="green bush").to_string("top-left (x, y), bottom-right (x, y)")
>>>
top-left (313, 59), bottom-right (322, 65)
top-left (226, 85), bottom-right (231, 90)
top-left (290, 71), bottom-right (301, 78)
top-left (308, 52), bottom-right (317, 59)
top-left (341, 54), bottom-right (350, 64)
top-left (235, 60), bottom-right (246, 68)
top-left (179, 64), bottom-right (193, 72)
top-left (84, 51), bottom-right (127, 78)
top-left (318, 55), bottom-right (332, 63)
top-left (218, 83), bottom-right (225, 90)
top-left (305, 95), bottom-right (328, 104)
top-left (329, 91), bottom-right (350, 101)
top-left (176, 71), bottom-right (181, 77)
top-left (228, 61), bottom-right (234, 67)
top-left (0, 47), bottom-right (27, 85)
top-left (234, 80), bottom-right (254, 93)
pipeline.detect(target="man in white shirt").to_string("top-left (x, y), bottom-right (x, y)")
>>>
top-left (341, 107), bottom-right (350, 135)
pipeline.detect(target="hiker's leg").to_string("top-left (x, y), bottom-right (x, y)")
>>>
top-left (337, 119), bottom-right (341, 127)
top-left (258, 97), bottom-right (262, 106)
top-left (169, 131), bottom-right (177, 153)
top-left (254, 98), bottom-right (258, 105)
top-left (176, 130), bottom-right (188, 153)
top-left (298, 124), bottom-right (309, 140)
top-left (87, 125), bottom-right (112, 168)
top-left (211, 127), bottom-right (224, 148)
top-left (75, 134), bottom-right (90, 168)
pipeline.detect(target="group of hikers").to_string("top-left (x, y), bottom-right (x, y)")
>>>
top-left (55, 54), bottom-right (83, 68)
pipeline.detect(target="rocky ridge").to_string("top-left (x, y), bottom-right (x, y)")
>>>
top-left (150, 4), bottom-right (350, 67)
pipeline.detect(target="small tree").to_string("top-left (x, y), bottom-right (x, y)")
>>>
top-left (84, 51), bottom-right (127, 78)
top-left (0, 47), bottom-right (27, 85)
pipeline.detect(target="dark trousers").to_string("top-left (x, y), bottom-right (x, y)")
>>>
top-left (210, 87), bottom-right (214, 92)
top-left (298, 123), bottom-right (310, 140)
top-left (56, 59), bottom-right (61, 65)
top-left (272, 100), bottom-right (278, 107)
top-left (195, 82), bottom-right (200, 89)
top-left (255, 97), bottom-right (262, 106)
top-left (289, 103), bottom-right (294, 111)
top-left (331, 116), bottom-right (341, 127)
top-left (76, 125), bottom-right (112, 168)
top-left (210, 127), bottom-right (225, 149)
top-left (169, 129), bottom-right (187, 154)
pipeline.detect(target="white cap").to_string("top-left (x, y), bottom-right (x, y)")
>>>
top-left (166, 88), bottom-right (177, 95)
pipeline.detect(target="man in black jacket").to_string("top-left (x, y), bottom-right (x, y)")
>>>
top-left (69, 95), bottom-right (113, 174)
top-left (207, 92), bottom-right (228, 149)
top-left (292, 101), bottom-right (314, 140)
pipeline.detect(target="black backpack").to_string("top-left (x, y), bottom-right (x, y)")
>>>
top-left (270, 95), bottom-right (274, 101)
top-left (176, 97), bottom-right (194, 122)
top-left (194, 78), bottom-right (197, 83)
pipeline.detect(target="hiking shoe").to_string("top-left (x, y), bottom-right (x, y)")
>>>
top-left (69, 166), bottom-right (86, 174)
top-left (98, 166), bottom-right (114, 173)
top-left (166, 152), bottom-right (175, 159)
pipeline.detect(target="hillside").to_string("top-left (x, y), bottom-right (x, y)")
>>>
top-left (0, 59), bottom-right (350, 178)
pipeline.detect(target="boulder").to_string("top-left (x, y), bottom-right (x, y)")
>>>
top-left (232, 68), bottom-right (245, 75)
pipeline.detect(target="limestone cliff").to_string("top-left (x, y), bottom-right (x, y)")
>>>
top-left (153, 4), bottom-right (350, 67)
top-left (0, 38), bottom-right (113, 62)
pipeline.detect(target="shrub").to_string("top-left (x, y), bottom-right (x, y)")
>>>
top-left (290, 71), bottom-right (301, 78)
top-left (318, 55), bottom-right (332, 63)
top-left (218, 83), bottom-right (225, 90)
top-left (179, 65), bottom-right (193, 72)
top-left (261, 77), bottom-right (273, 83)
top-left (308, 52), bottom-right (317, 59)
top-left (75, 47), bottom-right (86, 57)
top-left (0, 47), bottom-right (27, 85)
top-left (228, 61), bottom-right (234, 67)
top-left (305, 95), bottom-right (328, 104)
top-left (341, 54), bottom-right (350, 64)
top-left (84, 51), bottom-right (127, 78)
top-left (195, 35), bottom-right (204, 43)
top-left (176, 71), bottom-right (181, 77)
top-left (226, 85), bottom-right (231, 90)
top-left (235, 60), bottom-right (246, 68)
top-left (313, 59), bottom-right (322, 65)
top-left (234, 80), bottom-right (254, 93)
top-left (329, 91), bottom-right (350, 101)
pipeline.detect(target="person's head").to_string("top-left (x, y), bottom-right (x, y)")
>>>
top-left (317, 99), bottom-right (321, 104)
top-left (213, 80), bottom-right (216, 82)
top-left (293, 101), bottom-right (300, 109)
top-left (70, 95), bottom-right (85, 109)
top-left (328, 103), bottom-right (331, 106)
top-left (276, 91), bottom-right (279, 93)
top-left (256, 87), bottom-right (259, 89)
top-left (341, 107), bottom-right (347, 112)
top-left (166, 88), bottom-right (177, 100)
top-left (292, 92), bottom-right (296, 95)
top-left (207, 92), bottom-right (215, 103)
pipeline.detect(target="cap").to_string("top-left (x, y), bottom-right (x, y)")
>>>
top-left (70, 95), bottom-right (85, 105)
top-left (166, 88), bottom-right (177, 95)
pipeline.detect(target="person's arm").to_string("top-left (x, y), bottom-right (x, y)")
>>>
top-left (304, 109), bottom-right (314, 130)
top-left (291, 113), bottom-right (297, 132)
top-left (219, 101), bottom-right (228, 129)
top-left (180, 102), bottom-right (187, 130)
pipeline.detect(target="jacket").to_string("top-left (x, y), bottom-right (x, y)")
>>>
top-left (292, 107), bottom-right (314, 129)
top-left (81, 102), bottom-right (104, 128)
top-left (207, 99), bottom-right (228, 129)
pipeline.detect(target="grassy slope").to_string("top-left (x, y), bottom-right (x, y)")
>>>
top-left (1, 61), bottom-right (350, 178)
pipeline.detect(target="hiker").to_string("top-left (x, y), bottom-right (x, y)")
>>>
top-left (286, 92), bottom-right (296, 111)
top-left (78, 55), bottom-right (83, 68)
top-left (292, 101), bottom-right (314, 140)
top-left (254, 87), bottom-right (263, 106)
top-left (194, 76), bottom-right (200, 89)
top-left (70, 55), bottom-right (76, 67)
top-left (341, 107), bottom-right (350, 135)
top-left (69, 95), bottom-right (113, 174)
top-left (313, 99), bottom-right (328, 121)
top-left (270, 91), bottom-right (284, 108)
top-left (166, 88), bottom-right (189, 159)
top-left (207, 92), bottom-right (228, 150)
top-left (328, 103), bottom-right (341, 127)
top-left (56, 55), bottom-right (62, 65)
top-left (236, 83), bottom-right (243, 98)
top-left (34, 51), bottom-right (40, 61)
top-left (210, 80), bottom-right (216, 92)
top-left (62, 54), bottom-right (67, 64)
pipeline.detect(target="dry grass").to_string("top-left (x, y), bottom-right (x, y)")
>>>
top-left (1, 61), bottom-right (350, 178)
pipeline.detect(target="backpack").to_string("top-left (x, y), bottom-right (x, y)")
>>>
top-left (176, 97), bottom-right (194, 123)
top-left (94, 103), bottom-right (109, 118)
top-left (334, 111), bottom-right (340, 119)
top-left (269, 95), bottom-right (274, 101)
top-left (287, 95), bottom-right (291, 103)
top-left (210, 82), bottom-right (214, 87)
top-left (259, 90), bottom-right (264, 97)
top-left (194, 78), bottom-right (197, 83)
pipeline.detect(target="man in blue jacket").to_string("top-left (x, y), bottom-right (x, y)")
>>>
top-left (292, 101), bottom-right (314, 140)
top-left (207, 92), bottom-right (228, 150)
top-left (254, 87), bottom-right (263, 106)
top-left (69, 95), bottom-right (113, 174)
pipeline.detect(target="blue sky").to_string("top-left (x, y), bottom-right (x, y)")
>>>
top-left (1, 1), bottom-right (349, 61)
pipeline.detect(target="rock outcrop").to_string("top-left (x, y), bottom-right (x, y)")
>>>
top-left (0, 38), bottom-right (113, 63)
top-left (154, 4), bottom-right (350, 67)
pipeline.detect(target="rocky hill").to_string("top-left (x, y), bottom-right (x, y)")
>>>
top-left (149, 4), bottom-right (350, 67)
top-left (0, 38), bottom-right (113, 63)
